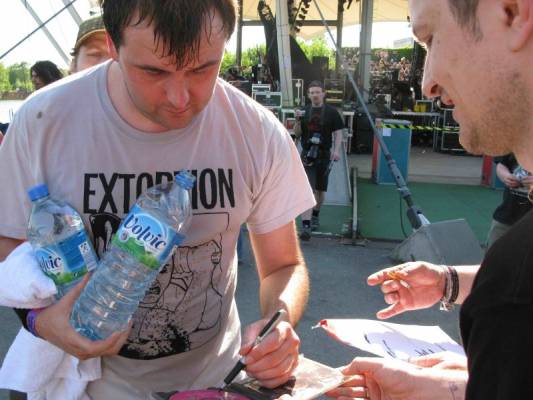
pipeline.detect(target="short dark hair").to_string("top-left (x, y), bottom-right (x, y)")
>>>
top-left (30, 61), bottom-right (63, 85)
top-left (308, 80), bottom-right (324, 91)
top-left (448, 0), bottom-right (482, 39)
top-left (100, 0), bottom-right (237, 69)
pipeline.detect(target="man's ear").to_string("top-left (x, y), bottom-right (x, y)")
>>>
top-left (503, 0), bottom-right (533, 51)
top-left (106, 32), bottom-right (119, 61)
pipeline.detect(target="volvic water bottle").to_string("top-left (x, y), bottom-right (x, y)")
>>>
top-left (27, 184), bottom-right (98, 299)
top-left (70, 171), bottom-right (195, 340)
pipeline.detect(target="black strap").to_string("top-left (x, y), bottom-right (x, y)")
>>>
top-left (14, 308), bottom-right (30, 330)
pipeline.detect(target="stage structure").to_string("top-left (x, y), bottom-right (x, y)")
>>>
top-left (234, 0), bottom-right (409, 104)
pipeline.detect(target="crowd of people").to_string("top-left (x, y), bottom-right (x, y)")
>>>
top-left (0, 0), bottom-right (532, 399)
top-left (371, 51), bottom-right (412, 83)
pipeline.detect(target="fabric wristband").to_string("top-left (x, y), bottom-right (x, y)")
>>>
top-left (26, 308), bottom-right (45, 338)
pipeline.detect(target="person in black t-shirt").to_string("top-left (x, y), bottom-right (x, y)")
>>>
top-left (486, 154), bottom-right (533, 249)
top-left (328, 1), bottom-right (533, 399)
top-left (295, 81), bottom-right (344, 241)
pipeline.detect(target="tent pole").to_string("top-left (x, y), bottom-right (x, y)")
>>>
top-left (236, 0), bottom-right (243, 66)
top-left (61, 0), bottom-right (82, 25)
top-left (335, 0), bottom-right (344, 77)
top-left (276, 0), bottom-right (294, 107)
top-left (18, 0), bottom-right (72, 65)
top-left (359, 0), bottom-right (373, 103)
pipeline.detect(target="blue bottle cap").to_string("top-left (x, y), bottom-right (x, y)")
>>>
top-left (175, 171), bottom-right (195, 190)
top-left (27, 184), bottom-right (49, 201)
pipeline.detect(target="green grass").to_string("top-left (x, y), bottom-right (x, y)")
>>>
top-left (357, 178), bottom-right (502, 243)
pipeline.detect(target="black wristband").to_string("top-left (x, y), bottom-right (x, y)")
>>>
top-left (14, 308), bottom-right (31, 330)
top-left (448, 266), bottom-right (460, 304)
top-left (440, 266), bottom-right (460, 312)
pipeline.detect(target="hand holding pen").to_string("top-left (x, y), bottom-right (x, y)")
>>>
top-left (223, 309), bottom-right (301, 388)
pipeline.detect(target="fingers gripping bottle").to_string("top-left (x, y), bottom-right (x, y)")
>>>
top-left (70, 171), bottom-right (195, 340)
top-left (27, 184), bottom-right (98, 299)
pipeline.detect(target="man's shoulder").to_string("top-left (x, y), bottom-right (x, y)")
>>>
top-left (214, 78), bottom-right (283, 131)
top-left (21, 63), bottom-right (104, 113)
top-left (215, 78), bottom-right (257, 109)
top-left (324, 104), bottom-right (342, 117)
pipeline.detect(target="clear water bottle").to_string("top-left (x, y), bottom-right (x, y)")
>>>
top-left (70, 171), bottom-right (195, 340)
top-left (27, 184), bottom-right (98, 299)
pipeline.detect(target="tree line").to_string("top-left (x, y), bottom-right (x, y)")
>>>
top-left (0, 62), bottom-right (33, 97)
top-left (1, 37), bottom-right (413, 98)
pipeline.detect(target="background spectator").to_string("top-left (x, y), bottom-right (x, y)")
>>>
top-left (486, 154), bottom-right (533, 249)
top-left (29, 61), bottom-right (63, 90)
top-left (70, 15), bottom-right (109, 73)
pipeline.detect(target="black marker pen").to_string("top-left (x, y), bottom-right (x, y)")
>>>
top-left (223, 309), bottom-right (287, 386)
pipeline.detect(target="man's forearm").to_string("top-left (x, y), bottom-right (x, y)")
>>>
top-left (333, 130), bottom-right (343, 155)
top-left (417, 369), bottom-right (468, 400)
top-left (0, 236), bottom-right (24, 261)
top-left (455, 265), bottom-right (480, 304)
top-left (259, 262), bottom-right (309, 327)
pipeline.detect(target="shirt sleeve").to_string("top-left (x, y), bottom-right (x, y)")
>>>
top-left (0, 107), bottom-right (40, 240)
top-left (246, 123), bottom-right (315, 235)
top-left (331, 108), bottom-right (345, 132)
top-left (493, 154), bottom-right (512, 168)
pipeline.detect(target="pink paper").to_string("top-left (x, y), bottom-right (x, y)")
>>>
top-left (170, 389), bottom-right (250, 400)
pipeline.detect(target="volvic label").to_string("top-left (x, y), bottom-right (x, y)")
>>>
top-left (112, 205), bottom-right (184, 270)
top-left (36, 230), bottom-right (98, 286)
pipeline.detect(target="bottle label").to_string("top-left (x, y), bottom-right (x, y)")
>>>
top-left (35, 231), bottom-right (98, 286)
top-left (112, 205), bottom-right (184, 270)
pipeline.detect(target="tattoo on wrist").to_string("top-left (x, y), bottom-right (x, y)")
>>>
top-left (448, 382), bottom-right (459, 400)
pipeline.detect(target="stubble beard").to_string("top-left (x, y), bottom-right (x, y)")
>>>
top-left (459, 71), bottom-right (529, 158)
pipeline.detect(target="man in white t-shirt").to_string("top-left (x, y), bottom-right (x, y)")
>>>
top-left (0, 1), bottom-right (315, 398)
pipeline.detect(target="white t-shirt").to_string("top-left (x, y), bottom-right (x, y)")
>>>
top-left (0, 61), bottom-right (315, 394)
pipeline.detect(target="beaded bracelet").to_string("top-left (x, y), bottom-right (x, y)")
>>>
top-left (440, 266), bottom-right (459, 312)
top-left (26, 308), bottom-right (45, 338)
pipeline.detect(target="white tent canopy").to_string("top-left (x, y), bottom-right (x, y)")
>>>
top-left (241, 0), bottom-right (409, 39)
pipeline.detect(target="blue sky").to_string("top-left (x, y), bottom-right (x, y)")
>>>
top-left (0, 0), bottom-right (413, 69)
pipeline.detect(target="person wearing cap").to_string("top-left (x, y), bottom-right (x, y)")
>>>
top-left (70, 15), bottom-right (109, 73)
top-left (0, 1), bottom-right (312, 398)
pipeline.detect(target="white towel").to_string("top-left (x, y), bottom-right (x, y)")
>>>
top-left (0, 242), bottom-right (57, 308)
top-left (0, 242), bottom-right (101, 399)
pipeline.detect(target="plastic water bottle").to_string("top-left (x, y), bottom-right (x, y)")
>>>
top-left (70, 171), bottom-right (195, 340)
top-left (27, 184), bottom-right (98, 299)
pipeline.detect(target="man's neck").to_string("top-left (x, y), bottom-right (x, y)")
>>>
top-left (311, 102), bottom-right (323, 108)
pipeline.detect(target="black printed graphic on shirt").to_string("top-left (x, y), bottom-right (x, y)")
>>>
top-left (83, 168), bottom-right (235, 215)
top-left (83, 169), bottom-right (235, 360)
top-left (121, 221), bottom-right (226, 359)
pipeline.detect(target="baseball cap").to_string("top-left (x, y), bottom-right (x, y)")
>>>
top-left (71, 15), bottom-right (106, 56)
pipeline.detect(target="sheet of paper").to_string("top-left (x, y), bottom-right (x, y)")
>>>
top-left (317, 319), bottom-right (465, 360)
top-left (382, 127), bottom-right (392, 137)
